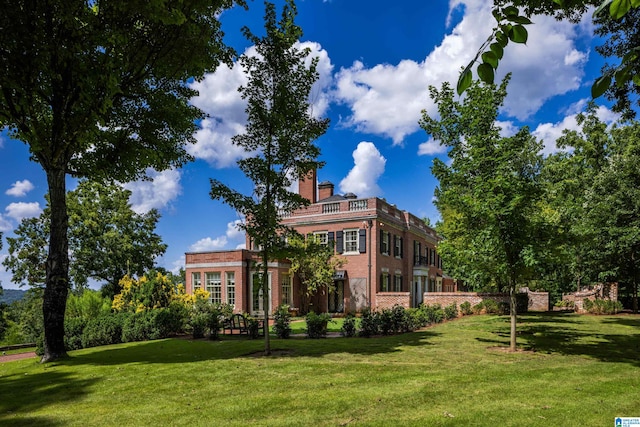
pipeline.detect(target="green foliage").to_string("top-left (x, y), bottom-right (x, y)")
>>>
top-left (208, 0), bottom-right (328, 354)
top-left (121, 309), bottom-right (179, 342)
top-left (81, 313), bottom-right (129, 348)
top-left (463, 0), bottom-right (640, 113)
top-left (358, 308), bottom-right (380, 338)
top-left (287, 234), bottom-right (346, 313)
top-left (1, 0), bottom-right (245, 361)
top-left (273, 305), bottom-right (292, 339)
top-left (443, 302), bottom-right (459, 320)
top-left (64, 317), bottom-right (87, 351)
top-left (305, 312), bottom-right (331, 339)
top-left (460, 301), bottom-right (473, 315)
top-left (189, 295), bottom-right (232, 340)
top-left (582, 298), bottom-right (623, 314)
top-left (421, 303), bottom-right (445, 324)
top-left (340, 313), bottom-right (358, 337)
top-left (66, 289), bottom-right (111, 321)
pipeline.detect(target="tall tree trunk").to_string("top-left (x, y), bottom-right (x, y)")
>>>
top-left (42, 167), bottom-right (69, 362)
top-left (509, 281), bottom-right (517, 352)
top-left (261, 251), bottom-right (271, 355)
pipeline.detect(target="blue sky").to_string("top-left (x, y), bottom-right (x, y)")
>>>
top-left (0, 0), bottom-right (621, 290)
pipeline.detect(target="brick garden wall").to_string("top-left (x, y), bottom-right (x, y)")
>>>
top-left (423, 289), bottom-right (550, 312)
top-left (376, 292), bottom-right (411, 309)
top-left (423, 292), bottom-right (511, 308)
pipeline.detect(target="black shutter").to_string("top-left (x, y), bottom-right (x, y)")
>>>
top-left (328, 231), bottom-right (334, 250)
top-left (359, 229), bottom-right (366, 253)
top-left (399, 237), bottom-right (403, 258)
top-left (380, 230), bottom-right (384, 254)
top-left (336, 231), bottom-right (343, 254)
top-left (393, 235), bottom-right (398, 257)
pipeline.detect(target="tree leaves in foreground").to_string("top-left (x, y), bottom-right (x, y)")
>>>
top-left (459, 0), bottom-right (639, 117)
top-left (3, 180), bottom-right (167, 300)
top-left (0, 0), bottom-right (243, 361)
top-left (210, 0), bottom-right (329, 355)
top-left (421, 76), bottom-right (544, 351)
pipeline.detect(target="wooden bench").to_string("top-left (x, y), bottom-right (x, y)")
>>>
top-left (222, 314), bottom-right (265, 337)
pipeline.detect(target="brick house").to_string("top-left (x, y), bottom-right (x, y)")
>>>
top-left (185, 170), bottom-right (453, 316)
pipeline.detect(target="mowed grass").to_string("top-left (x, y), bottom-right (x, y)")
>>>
top-left (1, 313), bottom-right (639, 426)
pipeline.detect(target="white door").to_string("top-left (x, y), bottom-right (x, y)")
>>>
top-left (251, 272), bottom-right (272, 316)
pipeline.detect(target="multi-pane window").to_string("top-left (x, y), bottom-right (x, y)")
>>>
top-left (206, 272), bottom-right (222, 304)
top-left (380, 273), bottom-right (390, 292)
top-left (281, 273), bottom-right (291, 305)
top-left (192, 272), bottom-right (202, 293)
top-left (381, 231), bottom-right (390, 255)
top-left (226, 272), bottom-right (235, 306)
top-left (394, 274), bottom-right (403, 292)
top-left (344, 229), bottom-right (358, 253)
top-left (314, 231), bottom-right (328, 246)
top-left (394, 235), bottom-right (403, 258)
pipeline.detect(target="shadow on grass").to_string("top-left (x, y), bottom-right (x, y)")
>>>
top-left (0, 369), bottom-right (97, 426)
top-left (57, 329), bottom-right (440, 367)
top-left (477, 312), bottom-right (640, 367)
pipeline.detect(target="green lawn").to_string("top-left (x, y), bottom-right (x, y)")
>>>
top-left (1, 313), bottom-right (639, 426)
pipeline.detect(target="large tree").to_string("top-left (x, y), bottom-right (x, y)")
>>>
top-left (0, 0), bottom-right (243, 361)
top-left (583, 121), bottom-right (640, 312)
top-left (3, 180), bottom-right (167, 298)
top-left (421, 77), bottom-right (544, 351)
top-left (210, 0), bottom-right (329, 355)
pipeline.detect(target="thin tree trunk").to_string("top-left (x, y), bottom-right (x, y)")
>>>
top-left (41, 167), bottom-right (70, 362)
top-left (509, 282), bottom-right (517, 352)
top-left (262, 252), bottom-right (271, 355)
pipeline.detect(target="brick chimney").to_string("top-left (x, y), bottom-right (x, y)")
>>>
top-left (299, 169), bottom-right (317, 203)
top-left (318, 181), bottom-right (334, 201)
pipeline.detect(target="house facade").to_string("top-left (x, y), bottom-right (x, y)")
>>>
top-left (185, 170), bottom-right (454, 316)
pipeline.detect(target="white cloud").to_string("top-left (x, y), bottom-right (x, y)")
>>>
top-left (124, 169), bottom-right (182, 214)
top-left (334, 0), bottom-right (592, 144)
top-left (417, 138), bottom-right (447, 156)
top-left (5, 202), bottom-right (42, 222)
top-left (225, 219), bottom-right (245, 242)
top-left (169, 255), bottom-right (186, 276)
top-left (189, 236), bottom-right (228, 252)
top-left (189, 42), bottom-right (333, 168)
top-left (532, 105), bottom-right (619, 155)
top-left (5, 180), bottom-right (35, 197)
top-left (0, 214), bottom-right (13, 232)
top-left (339, 142), bottom-right (386, 197)
top-left (188, 220), bottom-right (245, 253)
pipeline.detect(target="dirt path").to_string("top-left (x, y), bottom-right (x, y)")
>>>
top-left (0, 352), bottom-right (37, 363)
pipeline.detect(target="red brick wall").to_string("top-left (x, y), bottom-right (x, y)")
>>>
top-left (376, 292), bottom-right (411, 309)
top-left (423, 292), bottom-right (511, 308)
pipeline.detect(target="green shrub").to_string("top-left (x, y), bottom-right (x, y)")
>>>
top-left (124, 308), bottom-right (178, 342)
top-left (82, 313), bottom-right (128, 348)
top-left (472, 302), bottom-right (484, 315)
top-left (483, 300), bottom-right (500, 314)
top-left (305, 312), bottom-right (331, 339)
top-left (423, 304), bottom-right (444, 323)
top-left (583, 298), bottom-right (622, 315)
top-left (379, 308), bottom-right (394, 335)
top-left (273, 305), bottom-right (292, 339)
top-left (64, 317), bottom-right (87, 351)
top-left (340, 313), bottom-right (357, 337)
top-left (359, 308), bottom-right (379, 337)
top-left (460, 301), bottom-right (472, 315)
top-left (409, 306), bottom-right (429, 328)
top-left (444, 302), bottom-right (458, 320)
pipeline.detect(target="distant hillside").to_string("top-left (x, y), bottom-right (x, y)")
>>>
top-left (0, 289), bottom-right (26, 304)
